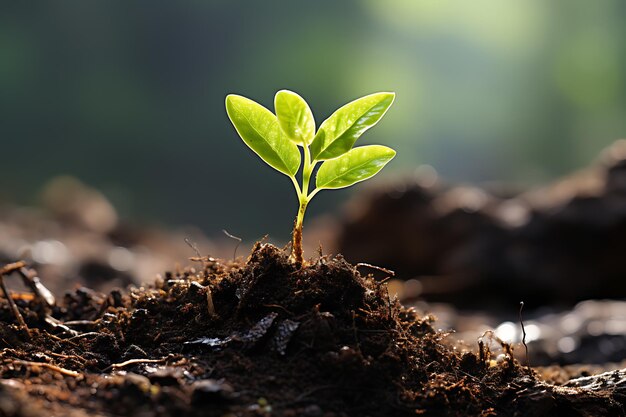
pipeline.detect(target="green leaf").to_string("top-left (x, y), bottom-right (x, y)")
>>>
top-left (310, 92), bottom-right (395, 161)
top-left (274, 90), bottom-right (315, 146)
top-left (226, 94), bottom-right (301, 177)
top-left (316, 145), bottom-right (396, 190)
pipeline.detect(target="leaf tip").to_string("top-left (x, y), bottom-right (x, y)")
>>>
top-left (382, 91), bottom-right (396, 103)
top-left (275, 89), bottom-right (293, 97)
top-left (225, 94), bottom-right (241, 111)
top-left (274, 89), bottom-right (305, 106)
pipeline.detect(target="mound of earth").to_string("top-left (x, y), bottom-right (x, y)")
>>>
top-left (0, 244), bottom-right (624, 416)
top-left (336, 140), bottom-right (626, 310)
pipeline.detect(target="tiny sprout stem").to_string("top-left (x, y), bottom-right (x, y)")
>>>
top-left (302, 144), bottom-right (313, 196)
top-left (291, 144), bottom-right (319, 265)
top-left (290, 176), bottom-right (302, 196)
top-left (292, 197), bottom-right (308, 265)
top-left (307, 187), bottom-right (321, 200)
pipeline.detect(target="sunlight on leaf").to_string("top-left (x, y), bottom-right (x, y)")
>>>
top-left (316, 145), bottom-right (396, 189)
top-left (226, 94), bottom-right (301, 177)
top-left (310, 92), bottom-right (395, 161)
top-left (275, 90), bottom-right (316, 145)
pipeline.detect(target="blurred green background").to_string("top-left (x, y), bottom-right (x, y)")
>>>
top-left (1, 1), bottom-right (625, 240)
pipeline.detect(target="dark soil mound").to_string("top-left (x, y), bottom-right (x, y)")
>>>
top-left (336, 141), bottom-right (626, 310)
top-left (0, 244), bottom-right (623, 416)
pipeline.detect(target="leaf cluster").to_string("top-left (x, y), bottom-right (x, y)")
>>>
top-left (225, 90), bottom-right (396, 195)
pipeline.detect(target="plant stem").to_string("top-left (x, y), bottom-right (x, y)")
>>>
top-left (292, 145), bottom-right (315, 265)
top-left (292, 197), bottom-right (307, 265)
top-left (302, 144), bottom-right (312, 196)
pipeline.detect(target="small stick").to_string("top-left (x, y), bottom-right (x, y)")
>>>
top-left (12, 360), bottom-right (80, 377)
top-left (356, 263), bottom-right (395, 277)
top-left (105, 357), bottom-right (169, 371)
top-left (0, 261), bottom-right (26, 276)
top-left (63, 320), bottom-right (98, 327)
top-left (184, 238), bottom-right (202, 259)
top-left (0, 265), bottom-right (29, 339)
top-left (185, 238), bottom-right (217, 316)
top-left (67, 332), bottom-right (102, 341)
top-left (519, 301), bottom-right (530, 369)
top-left (185, 238), bottom-right (216, 265)
top-left (47, 351), bottom-right (88, 363)
top-left (18, 267), bottom-right (55, 307)
top-left (222, 229), bottom-right (242, 261)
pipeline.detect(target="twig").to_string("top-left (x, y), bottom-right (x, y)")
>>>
top-left (12, 360), bottom-right (81, 377)
top-left (185, 238), bottom-right (217, 317)
top-left (356, 263), bottom-right (395, 277)
top-left (103, 356), bottom-right (170, 372)
top-left (67, 332), bottom-right (102, 341)
top-left (222, 229), bottom-right (242, 261)
top-left (63, 320), bottom-right (99, 327)
top-left (0, 280), bottom-right (28, 334)
top-left (185, 238), bottom-right (216, 265)
top-left (47, 351), bottom-right (88, 364)
top-left (184, 238), bottom-right (202, 259)
top-left (519, 301), bottom-right (530, 369)
top-left (0, 263), bottom-right (30, 339)
top-left (18, 267), bottom-right (55, 307)
top-left (0, 261), bottom-right (26, 276)
top-left (185, 238), bottom-right (206, 264)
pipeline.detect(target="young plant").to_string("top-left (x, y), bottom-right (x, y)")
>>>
top-left (226, 90), bottom-right (396, 265)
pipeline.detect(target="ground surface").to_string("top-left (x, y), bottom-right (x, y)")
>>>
top-left (0, 244), bottom-right (625, 416)
top-left (337, 140), bottom-right (626, 311)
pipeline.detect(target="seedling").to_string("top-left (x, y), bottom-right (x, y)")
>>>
top-left (226, 90), bottom-right (396, 265)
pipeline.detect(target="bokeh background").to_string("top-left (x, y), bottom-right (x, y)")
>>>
top-left (1, 0), bottom-right (626, 241)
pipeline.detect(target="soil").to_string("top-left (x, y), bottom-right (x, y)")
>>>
top-left (336, 141), bottom-right (626, 310)
top-left (0, 175), bottom-right (224, 296)
top-left (0, 243), bottom-right (625, 416)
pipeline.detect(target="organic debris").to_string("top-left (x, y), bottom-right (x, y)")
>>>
top-left (0, 246), bottom-right (624, 416)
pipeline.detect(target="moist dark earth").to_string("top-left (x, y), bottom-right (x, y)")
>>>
top-left (1, 243), bottom-right (625, 416)
top-left (337, 140), bottom-right (626, 311)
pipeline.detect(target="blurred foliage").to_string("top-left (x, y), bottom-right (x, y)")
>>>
top-left (0, 1), bottom-right (625, 240)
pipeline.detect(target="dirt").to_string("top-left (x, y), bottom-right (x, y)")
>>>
top-left (0, 243), bottom-right (625, 416)
top-left (0, 244), bottom-right (552, 417)
top-left (336, 140), bottom-right (626, 311)
top-left (0, 175), bottom-right (224, 296)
